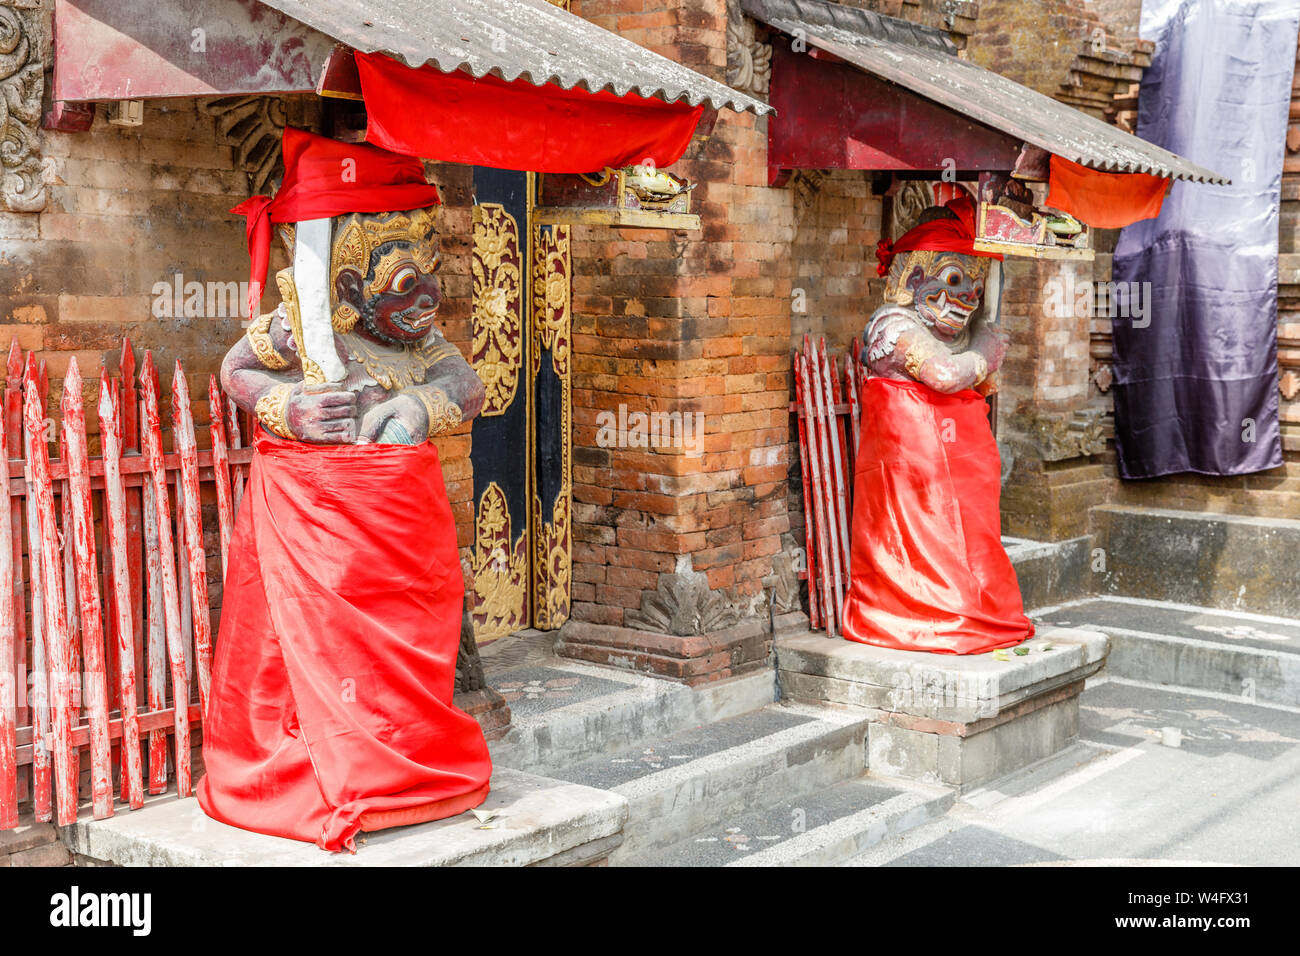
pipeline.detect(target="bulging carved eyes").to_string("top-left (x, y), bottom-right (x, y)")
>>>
top-left (939, 265), bottom-right (963, 286)
top-left (388, 266), bottom-right (418, 294)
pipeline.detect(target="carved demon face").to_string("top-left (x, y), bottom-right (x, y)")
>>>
top-left (331, 208), bottom-right (442, 345)
top-left (902, 252), bottom-right (987, 341)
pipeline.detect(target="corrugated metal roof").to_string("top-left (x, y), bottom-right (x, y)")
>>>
top-left (255, 0), bottom-right (772, 115)
top-left (742, 0), bottom-right (1230, 184)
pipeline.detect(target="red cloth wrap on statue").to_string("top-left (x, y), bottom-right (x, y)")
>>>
top-left (230, 128), bottom-right (443, 322)
top-left (841, 378), bottom-right (1033, 654)
top-left (197, 431), bottom-right (491, 852)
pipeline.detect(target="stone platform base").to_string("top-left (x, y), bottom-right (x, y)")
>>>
top-left (59, 767), bottom-right (627, 867)
top-left (776, 626), bottom-right (1108, 790)
top-left (555, 616), bottom-right (775, 686)
top-left (454, 687), bottom-right (513, 741)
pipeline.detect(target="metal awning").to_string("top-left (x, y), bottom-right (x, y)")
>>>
top-left (257, 0), bottom-right (771, 115)
top-left (742, 0), bottom-right (1229, 183)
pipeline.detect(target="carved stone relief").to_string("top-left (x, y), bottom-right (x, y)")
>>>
top-left (626, 557), bottom-right (749, 637)
top-left (202, 95), bottom-right (289, 195)
top-left (1, 1), bottom-right (47, 212)
top-left (726, 0), bottom-right (771, 98)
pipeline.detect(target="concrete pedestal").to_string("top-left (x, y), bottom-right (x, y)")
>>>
top-left (776, 626), bottom-right (1108, 790)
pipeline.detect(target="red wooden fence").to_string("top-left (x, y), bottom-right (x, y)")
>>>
top-left (0, 339), bottom-right (252, 828)
top-left (792, 336), bottom-right (866, 636)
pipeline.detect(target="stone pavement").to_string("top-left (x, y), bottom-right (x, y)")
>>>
top-left (841, 675), bottom-right (1300, 866)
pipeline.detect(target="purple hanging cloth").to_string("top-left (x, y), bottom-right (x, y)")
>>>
top-left (1111, 0), bottom-right (1296, 479)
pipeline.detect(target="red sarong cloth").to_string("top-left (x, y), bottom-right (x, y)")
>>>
top-left (842, 378), bottom-right (1033, 654)
top-left (197, 432), bottom-right (491, 852)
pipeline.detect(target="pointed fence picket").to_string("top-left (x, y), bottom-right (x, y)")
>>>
top-left (0, 339), bottom-right (253, 829)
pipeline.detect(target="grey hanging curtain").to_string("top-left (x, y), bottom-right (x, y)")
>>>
top-left (1110, 0), bottom-right (1295, 479)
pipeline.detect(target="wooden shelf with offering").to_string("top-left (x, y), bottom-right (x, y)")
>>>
top-left (972, 171), bottom-right (1094, 261)
top-left (533, 165), bottom-right (701, 230)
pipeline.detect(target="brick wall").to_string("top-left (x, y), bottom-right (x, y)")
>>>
top-left (567, 0), bottom-right (893, 629)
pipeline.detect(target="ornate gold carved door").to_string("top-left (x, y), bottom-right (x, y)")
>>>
top-left (468, 169), bottom-right (572, 643)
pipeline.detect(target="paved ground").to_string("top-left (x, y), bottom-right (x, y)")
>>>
top-left (842, 675), bottom-right (1300, 867)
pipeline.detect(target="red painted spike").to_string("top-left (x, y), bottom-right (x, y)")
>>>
top-left (22, 351), bottom-right (36, 387)
top-left (208, 375), bottom-right (235, 579)
top-left (140, 350), bottom-right (156, 389)
top-left (60, 365), bottom-right (113, 820)
top-left (37, 359), bottom-right (47, 399)
top-left (5, 339), bottom-right (20, 383)
top-left (22, 382), bottom-right (78, 826)
top-left (139, 362), bottom-right (191, 796)
top-left (62, 356), bottom-right (82, 415)
top-left (97, 375), bottom-right (144, 809)
top-left (0, 416), bottom-right (16, 829)
top-left (171, 361), bottom-right (212, 717)
top-left (119, 337), bottom-right (135, 382)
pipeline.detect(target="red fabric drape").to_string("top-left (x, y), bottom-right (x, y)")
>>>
top-left (355, 52), bottom-right (704, 173)
top-left (1046, 155), bottom-right (1170, 228)
top-left (842, 378), bottom-right (1032, 654)
top-left (197, 431), bottom-right (491, 852)
top-left (875, 195), bottom-right (1002, 276)
top-left (229, 128), bottom-right (442, 321)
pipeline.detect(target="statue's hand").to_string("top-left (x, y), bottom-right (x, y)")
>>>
top-left (286, 385), bottom-right (358, 444)
top-left (358, 392), bottom-right (427, 444)
top-left (972, 325), bottom-right (1010, 376)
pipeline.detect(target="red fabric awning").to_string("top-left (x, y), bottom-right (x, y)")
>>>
top-left (355, 52), bottom-right (704, 173)
top-left (1046, 156), bottom-right (1171, 229)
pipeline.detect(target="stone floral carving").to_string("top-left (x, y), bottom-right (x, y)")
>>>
top-left (626, 557), bottom-right (747, 636)
top-left (1, 1), bottom-right (47, 212)
top-left (1011, 406), bottom-right (1108, 461)
top-left (763, 533), bottom-right (802, 615)
top-left (203, 95), bottom-right (289, 194)
top-left (726, 0), bottom-right (771, 97)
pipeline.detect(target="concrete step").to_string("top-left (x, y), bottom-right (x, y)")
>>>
top-left (545, 700), bottom-right (871, 864)
top-left (60, 766), bottom-right (628, 867)
top-left (1091, 505), bottom-right (1300, 617)
top-left (1037, 596), bottom-right (1300, 707)
top-left (1003, 534), bottom-right (1093, 609)
top-left (485, 659), bottom-right (776, 775)
top-left (631, 773), bottom-right (954, 867)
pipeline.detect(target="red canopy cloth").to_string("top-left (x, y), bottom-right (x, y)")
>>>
top-left (230, 127), bottom-right (442, 321)
top-left (197, 431), bottom-right (491, 852)
top-left (841, 378), bottom-right (1032, 654)
top-left (1046, 155), bottom-right (1169, 229)
top-left (875, 195), bottom-right (1002, 276)
top-left (355, 51), bottom-right (704, 173)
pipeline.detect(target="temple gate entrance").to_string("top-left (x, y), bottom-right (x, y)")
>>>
top-left (467, 167), bottom-right (573, 643)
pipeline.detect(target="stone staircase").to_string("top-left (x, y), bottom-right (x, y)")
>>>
top-left (484, 658), bottom-right (954, 867)
top-left (1036, 596), bottom-right (1300, 708)
top-left (1081, 505), bottom-right (1300, 706)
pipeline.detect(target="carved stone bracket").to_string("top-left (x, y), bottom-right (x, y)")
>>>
top-left (626, 557), bottom-right (754, 637)
top-left (726, 0), bottom-right (771, 98)
top-left (1, 0), bottom-right (48, 212)
top-left (202, 95), bottom-right (289, 194)
top-left (1008, 406), bottom-right (1108, 462)
top-left (762, 533), bottom-right (802, 615)
top-left (789, 168), bottom-right (829, 209)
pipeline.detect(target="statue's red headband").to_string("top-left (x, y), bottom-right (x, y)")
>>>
top-left (230, 128), bottom-right (443, 320)
top-left (875, 195), bottom-right (1002, 277)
